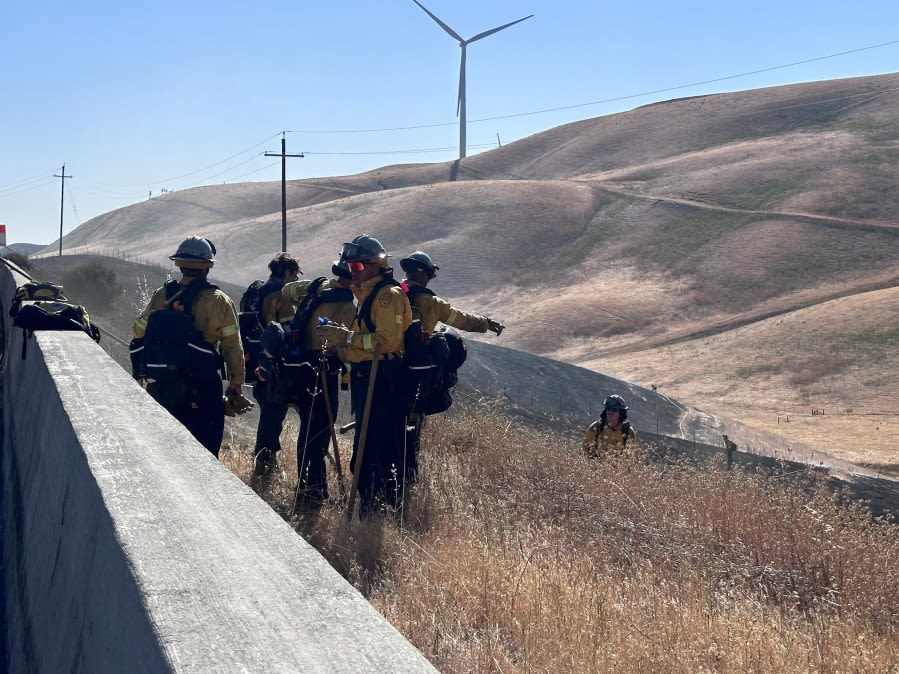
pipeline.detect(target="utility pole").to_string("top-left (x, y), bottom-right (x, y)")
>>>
top-left (264, 132), bottom-right (304, 252)
top-left (54, 164), bottom-right (72, 256)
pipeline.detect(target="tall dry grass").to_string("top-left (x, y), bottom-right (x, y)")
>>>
top-left (222, 401), bottom-right (899, 673)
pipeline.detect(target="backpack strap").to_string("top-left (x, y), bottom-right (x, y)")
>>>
top-left (164, 279), bottom-right (217, 314)
top-left (257, 281), bottom-right (285, 314)
top-left (295, 277), bottom-right (328, 319)
top-left (358, 275), bottom-right (401, 333)
top-left (406, 285), bottom-right (436, 299)
top-left (289, 276), bottom-right (328, 351)
top-left (621, 421), bottom-right (632, 445)
top-left (595, 418), bottom-right (632, 449)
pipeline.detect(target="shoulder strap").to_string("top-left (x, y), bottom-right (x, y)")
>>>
top-left (287, 277), bottom-right (329, 351)
top-left (165, 279), bottom-right (216, 314)
top-left (406, 285), bottom-right (436, 299)
top-left (259, 281), bottom-right (283, 302)
top-left (591, 417), bottom-right (606, 452)
top-left (317, 286), bottom-right (354, 304)
top-left (295, 277), bottom-right (328, 318)
top-left (596, 418), bottom-right (631, 447)
top-left (359, 276), bottom-right (400, 333)
top-left (289, 276), bottom-right (325, 327)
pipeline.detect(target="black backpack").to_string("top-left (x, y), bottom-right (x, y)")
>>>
top-left (421, 330), bottom-right (466, 415)
top-left (238, 280), bottom-right (284, 383)
top-left (130, 280), bottom-right (222, 386)
top-left (402, 283), bottom-right (469, 415)
top-left (274, 277), bottom-right (355, 404)
top-left (10, 282), bottom-right (101, 359)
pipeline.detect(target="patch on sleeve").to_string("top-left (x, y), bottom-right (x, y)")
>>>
top-left (378, 292), bottom-right (392, 308)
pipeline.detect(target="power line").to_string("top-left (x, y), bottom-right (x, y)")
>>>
top-left (101, 132), bottom-right (285, 188)
top-left (286, 39), bottom-right (899, 134)
top-left (301, 143), bottom-right (495, 157)
top-left (0, 174), bottom-right (55, 196)
top-left (33, 41), bottom-right (899, 197)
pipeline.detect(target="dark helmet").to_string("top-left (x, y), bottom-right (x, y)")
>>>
top-left (603, 395), bottom-right (628, 412)
top-left (400, 251), bottom-right (439, 278)
top-left (339, 234), bottom-right (387, 265)
top-left (170, 236), bottom-right (216, 268)
top-left (331, 259), bottom-right (352, 279)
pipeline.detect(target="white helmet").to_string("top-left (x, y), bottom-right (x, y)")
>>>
top-left (170, 236), bottom-right (216, 267)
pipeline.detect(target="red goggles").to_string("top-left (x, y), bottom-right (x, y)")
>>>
top-left (347, 260), bottom-right (367, 273)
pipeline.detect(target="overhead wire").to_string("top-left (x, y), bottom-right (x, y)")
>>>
top-left (0, 174), bottom-right (56, 197)
top-left (64, 178), bottom-right (81, 229)
top-left (285, 39), bottom-right (899, 133)
top-left (6, 39), bottom-right (897, 212)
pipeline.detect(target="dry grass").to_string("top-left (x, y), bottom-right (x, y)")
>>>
top-left (222, 403), bottom-right (899, 673)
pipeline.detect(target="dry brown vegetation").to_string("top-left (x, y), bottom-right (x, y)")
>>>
top-left (21, 71), bottom-right (899, 668)
top-left (220, 401), bottom-right (899, 673)
top-left (38, 72), bottom-right (899, 470)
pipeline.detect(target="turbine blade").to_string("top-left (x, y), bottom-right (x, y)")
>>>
top-left (468, 14), bottom-right (534, 44)
top-left (411, 0), bottom-right (464, 43)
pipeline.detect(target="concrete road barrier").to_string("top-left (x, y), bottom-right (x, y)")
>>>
top-left (0, 262), bottom-right (436, 673)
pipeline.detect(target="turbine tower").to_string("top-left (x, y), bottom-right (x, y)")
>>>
top-left (412, 0), bottom-right (532, 160)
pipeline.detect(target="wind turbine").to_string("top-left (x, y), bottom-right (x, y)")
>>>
top-left (412, 1), bottom-right (533, 160)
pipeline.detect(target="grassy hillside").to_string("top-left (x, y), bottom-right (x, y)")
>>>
top-left (32, 72), bottom-right (899, 467)
top-left (217, 405), bottom-right (899, 674)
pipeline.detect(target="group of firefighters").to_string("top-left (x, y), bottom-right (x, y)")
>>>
top-left (133, 234), bottom-right (637, 516)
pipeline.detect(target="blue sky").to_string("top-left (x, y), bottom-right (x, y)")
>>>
top-left (2, 1), bottom-right (898, 246)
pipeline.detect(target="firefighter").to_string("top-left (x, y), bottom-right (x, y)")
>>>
top-left (399, 250), bottom-right (504, 482)
top-left (318, 234), bottom-right (412, 515)
top-left (249, 253), bottom-right (301, 476)
top-left (280, 260), bottom-right (356, 509)
top-left (582, 394), bottom-right (637, 458)
top-left (400, 251), bottom-right (504, 335)
top-left (132, 236), bottom-right (247, 458)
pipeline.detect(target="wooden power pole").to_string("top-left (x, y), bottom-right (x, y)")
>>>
top-left (54, 163), bottom-right (72, 256)
top-left (265, 133), bottom-right (303, 252)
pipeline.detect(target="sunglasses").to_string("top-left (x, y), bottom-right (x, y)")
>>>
top-left (347, 260), bottom-right (367, 273)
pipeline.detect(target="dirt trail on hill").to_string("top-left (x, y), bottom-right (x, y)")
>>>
top-left (584, 276), bottom-right (899, 358)
top-left (578, 183), bottom-right (899, 357)
top-left (594, 182), bottom-right (899, 232)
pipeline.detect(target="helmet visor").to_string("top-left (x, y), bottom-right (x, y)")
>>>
top-left (339, 242), bottom-right (367, 263)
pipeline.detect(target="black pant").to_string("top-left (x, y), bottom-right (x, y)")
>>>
top-left (404, 413), bottom-right (422, 483)
top-left (253, 380), bottom-right (288, 454)
top-left (148, 377), bottom-right (224, 457)
top-left (350, 358), bottom-right (407, 514)
top-left (292, 359), bottom-right (340, 505)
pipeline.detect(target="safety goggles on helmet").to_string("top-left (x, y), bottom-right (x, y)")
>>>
top-left (340, 235), bottom-right (387, 264)
top-left (340, 242), bottom-right (364, 263)
top-left (347, 260), bottom-right (367, 273)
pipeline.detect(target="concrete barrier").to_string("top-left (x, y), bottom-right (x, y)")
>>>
top-left (0, 262), bottom-right (437, 673)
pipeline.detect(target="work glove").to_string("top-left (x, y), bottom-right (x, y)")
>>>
top-left (317, 320), bottom-right (352, 347)
top-left (486, 318), bottom-right (505, 336)
top-left (223, 385), bottom-right (254, 416)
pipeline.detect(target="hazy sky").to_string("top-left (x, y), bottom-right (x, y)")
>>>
top-left (3, 0), bottom-right (898, 246)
